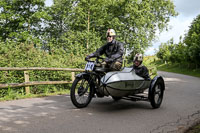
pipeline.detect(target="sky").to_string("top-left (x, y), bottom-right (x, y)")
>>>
top-left (45, 0), bottom-right (200, 55)
top-left (145, 0), bottom-right (200, 55)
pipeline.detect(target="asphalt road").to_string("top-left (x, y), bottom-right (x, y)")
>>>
top-left (0, 71), bottom-right (200, 133)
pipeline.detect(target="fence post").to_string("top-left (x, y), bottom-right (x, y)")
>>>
top-left (71, 72), bottom-right (75, 82)
top-left (24, 71), bottom-right (30, 94)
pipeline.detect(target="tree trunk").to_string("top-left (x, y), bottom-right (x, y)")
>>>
top-left (87, 9), bottom-right (90, 50)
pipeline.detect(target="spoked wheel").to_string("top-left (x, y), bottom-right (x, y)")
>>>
top-left (70, 77), bottom-right (94, 108)
top-left (149, 78), bottom-right (164, 109)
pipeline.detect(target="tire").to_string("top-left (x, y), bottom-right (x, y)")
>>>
top-left (149, 78), bottom-right (164, 109)
top-left (112, 96), bottom-right (122, 101)
top-left (70, 77), bottom-right (94, 108)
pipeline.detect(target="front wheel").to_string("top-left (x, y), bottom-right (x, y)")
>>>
top-left (70, 76), bottom-right (94, 108)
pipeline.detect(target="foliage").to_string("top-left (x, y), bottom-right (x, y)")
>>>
top-left (0, 40), bottom-right (85, 99)
top-left (156, 14), bottom-right (200, 69)
top-left (0, 0), bottom-right (47, 42)
top-left (156, 38), bottom-right (174, 63)
top-left (144, 56), bottom-right (200, 78)
top-left (187, 122), bottom-right (200, 133)
top-left (157, 62), bottom-right (200, 78)
top-left (143, 56), bottom-right (157, 78)
top-left (40, 0), bottom-right (178, 57)
top-left (184, 14), bottom-right (200, 66)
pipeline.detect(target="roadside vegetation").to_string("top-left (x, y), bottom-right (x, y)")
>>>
top-left (155, 14), bottom-right (200, 75)
top-left (186, 122), bottom-right (200, 133)
top-left (158, 63), bottom-right (200, 78)
top-left (144, 56), bottom-right (200, 78)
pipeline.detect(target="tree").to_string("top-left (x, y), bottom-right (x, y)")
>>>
top-left (69, 0), bottom-right (177, 56)
top-left (0, 0), bottom-right (178, 58)
top-left (68, 0), bottom-right (108, 52)
top-left (156, 41), bottom-right (172, 63)
top-left (0, 0), bottom-right (47, 42)
top-left (44, 0), bottom-right (73, 43)
top-left (184, 14), bottom-right (200, 67)
top-left (105, 0), bottom-right (177, 55)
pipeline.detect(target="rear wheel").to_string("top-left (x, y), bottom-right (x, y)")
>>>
top-left (70, 77), bottom-right (94, 108)
top-left (149, 78), bottom-right (164, 109)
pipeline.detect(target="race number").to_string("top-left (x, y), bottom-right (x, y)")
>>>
top-left (84, 62), bottom-right (95, 71)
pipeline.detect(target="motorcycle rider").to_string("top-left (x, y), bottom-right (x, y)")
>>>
top-left (85, 29), bottom-right (124, 71)
top-left (132, 53), bottom-right (151, 80)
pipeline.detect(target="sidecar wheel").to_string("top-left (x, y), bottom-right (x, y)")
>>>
top-left (149, 78), bottom-right (164, 109)
top-left (70, 77), bottom-right (94, 108)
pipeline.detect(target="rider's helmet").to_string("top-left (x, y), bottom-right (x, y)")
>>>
top-left (106, 29), bottom-right (116, 37)
top-left (133, 53), bottom-right (143, 63)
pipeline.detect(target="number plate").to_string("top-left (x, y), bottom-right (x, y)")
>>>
top-left (85, 62), bottom-right (95, 71)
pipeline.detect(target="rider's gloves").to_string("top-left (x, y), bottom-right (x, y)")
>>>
top-left (85, 53), bottom-right (96, 61)
top-left (105, 58), bottom-right (113, 63)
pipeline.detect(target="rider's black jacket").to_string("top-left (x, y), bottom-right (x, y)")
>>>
top-left (87, 40), bottom-right (124, 63)
top-left (132, 65), bottom-right (151, 80)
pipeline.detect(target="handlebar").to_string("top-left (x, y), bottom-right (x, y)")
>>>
top-left (96, 56), bottom-right (105, 64)
top-left (97, 56), bottom-right (104, 60)
top-left (85, 56), bottom-right (105, 64)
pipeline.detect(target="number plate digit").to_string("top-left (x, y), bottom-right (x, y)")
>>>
top-left (85, 62), bottom-right (94, 71)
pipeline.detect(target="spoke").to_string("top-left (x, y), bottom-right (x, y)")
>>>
top-left (155, 94), bottom-right (159, 103)
top-left (155, 85), bottom-right (161, 95)
top-left (75, 78), bottom-right (90, 104)
top-left (154, 84), bottom-right (162, 103)
top-left (84, 92), bottom-right (89, 96)
top-left (80, 79), bottom-right (85, 87)
top-left (77, 95), bottom-right (85, 104)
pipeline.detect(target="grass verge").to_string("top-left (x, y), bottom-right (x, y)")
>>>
top-left (144, 56), bottom-right (200, 78)
top-left (157, 63), bottom-right (200, 78)
top-left (186, 122), bottom-right (200, 133)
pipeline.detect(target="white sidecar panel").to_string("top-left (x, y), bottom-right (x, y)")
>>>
top-left (121, 67), bottom-right (133, 72)
top-left (101, 68), bottom-right (144, 84)
top-left (100, 67), bottom-right (151, 97)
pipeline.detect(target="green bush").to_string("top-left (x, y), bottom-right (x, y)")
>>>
top-left (0, 40), bottom-right (86, 100)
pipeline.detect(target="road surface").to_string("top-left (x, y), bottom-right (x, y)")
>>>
top-left (0, 71), bottom-right (200, 133)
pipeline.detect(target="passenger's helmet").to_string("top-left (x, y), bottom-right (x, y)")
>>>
top-left (106, 29), bottom-right (116, 37)
top-left (134, 53), bottom-right (143, 62)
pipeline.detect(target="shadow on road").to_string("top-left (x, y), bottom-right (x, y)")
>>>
top-left (0, 94), bottom-right (154, 132)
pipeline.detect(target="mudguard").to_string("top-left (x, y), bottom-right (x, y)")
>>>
top-left (149, 76), bottom-right (165, 92)
top-left (75, 72), bottom-right (99, 96)
top-left (75, 72), bottom-right (95, 86)
top-left (75, 72), bottom-right (90, 79)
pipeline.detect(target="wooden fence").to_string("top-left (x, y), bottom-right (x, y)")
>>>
top-left (0, 67), bottom-right (84, 94)
top-left (0, 67), bottom-right (155, 94)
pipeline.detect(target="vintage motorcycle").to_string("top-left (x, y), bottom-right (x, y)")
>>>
top-left (70, 57), bottom-right (165, 109)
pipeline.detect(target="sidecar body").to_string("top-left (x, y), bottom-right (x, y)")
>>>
top-left (100, 67), bottom-right (151, 97)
